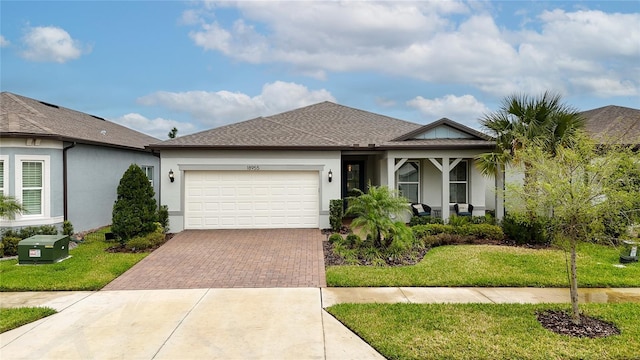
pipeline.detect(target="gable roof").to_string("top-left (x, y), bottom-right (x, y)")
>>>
top-left (0, 92), bottom-right (159, 151)
top-left (151, 101), bottom-right (495, 150)
top-left (390, 118), bottom-right (493, 142)
top-left (581, 105), bottom-right (640, 146)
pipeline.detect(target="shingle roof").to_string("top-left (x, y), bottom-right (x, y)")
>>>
top-left (0, 92), bottom-right (159, 151)
top-left (151, 101), bottom-right (494, 150)
top-left (581, 105), bottom-right (640, 145)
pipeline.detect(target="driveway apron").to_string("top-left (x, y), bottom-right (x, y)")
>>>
top-left (103, 229), bottom-right (326, 290)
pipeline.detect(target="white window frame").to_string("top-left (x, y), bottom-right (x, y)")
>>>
top-left (15, 155), bottom-right (50, 219)
top-left (397, 160), bottom-right (420, 203)
top-left (140, 165), bottom-right (154, 186)
top-left (0, 155), bottom-right (8, 197)
top-left (449, 160), bottom-right (468, 204)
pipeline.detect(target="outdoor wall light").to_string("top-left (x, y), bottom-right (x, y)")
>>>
top-left (168, 169), bottom-right (175, 183)
top-left (328, 169), bottom-right (333, 182)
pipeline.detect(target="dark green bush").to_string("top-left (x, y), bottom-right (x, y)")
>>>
top-left (328, 233), bottom-right (343, 244)
top-left (1, 237), bottom-right (21, 256)
top-left (125, 223), bottom-right (165, 250)
top-left (502, 213), bottom-right (551, 245)
top-left (329, 199), bottom-right (344, 232)
top-left (3, 225), bottom-right (58, 240)
top-left (448, 215), bottom-right (470, 226)
top-left (409, 216), bottom-right (444, 226)
top-left (62, 221), bottom-right (74, 236)
top-left (412, 224), bottom-right (456, 240)
top-left (158, 205), bottom-right (169, 233)
top-left (344, 233), bottom-right (361, 248)
top-left (0, 241), bottom-right (3, 257)
top-left (461, 223), bottom-right (504, 241)
top-left (423, 233), bottom-right (466, 247)
top-left (112, 164), bottom-right (158, 242)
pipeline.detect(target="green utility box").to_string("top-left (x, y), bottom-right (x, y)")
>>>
top-left (18, 235), bottom-right (70, 265)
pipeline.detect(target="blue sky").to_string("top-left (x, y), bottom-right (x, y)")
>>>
top-left (1, 1), bottom-right (639, 139)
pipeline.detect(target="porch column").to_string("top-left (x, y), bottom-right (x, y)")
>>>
top-left (496, 165), bottom-right (505, 220)
top-left (441, 157), bottom-right (450, 222)
top-left (386, 156), bottom-right (395, 191)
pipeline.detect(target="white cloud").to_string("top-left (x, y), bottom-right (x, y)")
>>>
top-left (138, 81), bottom-right (335, 127)
top-left (0, 35), bottom-right (10, 47)
top-left (112, 113), bottom-right (198, 139)
top-left (184, 2), bottom-right (639, 99)
top-left (407, 94), bottom-right (490, 127)
top-left (21, 26), bottom-right (88, 63)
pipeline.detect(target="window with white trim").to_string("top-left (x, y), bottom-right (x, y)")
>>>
top-left (397, 161), bottom-right (420, 203)
top-left (22, 161), bottom-right (44, 215)
top-left (0, 157), bottom-right (7, 196)
top-left (141, 165), bottom-right (153, 185)
top-left (449, 160), bottom-right (468, 203)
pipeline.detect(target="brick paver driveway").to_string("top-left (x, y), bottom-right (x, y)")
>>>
top-left (103, 229), bottom-right (326, 290)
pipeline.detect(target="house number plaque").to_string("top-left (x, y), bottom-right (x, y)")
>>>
top-left (246, 165), bottom-right (260, 171)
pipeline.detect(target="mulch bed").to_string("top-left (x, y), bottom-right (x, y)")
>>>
top-left (536, 310), bottom-right (620, 338)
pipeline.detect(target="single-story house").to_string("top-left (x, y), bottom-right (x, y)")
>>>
top-left (0, 92), bottom-right (160, 233)
top-left (149, 101), bottom-right (497, 232)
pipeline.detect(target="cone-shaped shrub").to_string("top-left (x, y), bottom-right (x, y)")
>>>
top-left (112, 164), bottom-right (158, 242)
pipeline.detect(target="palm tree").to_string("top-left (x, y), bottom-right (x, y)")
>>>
top-left (345, 183), bottom-right (411, 249)
top-left (478, 91), bottom-right (584, 177)
top-left (0, 194), bottom-right (24, 219)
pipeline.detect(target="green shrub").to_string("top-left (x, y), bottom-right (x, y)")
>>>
top-left (471, 214), bottom-right (497, 225)
top-left (448, 215), bottom-right (470, 226)
top-left (112, 164), bottom-right (158, 242)
top-left (328, 233), bottom-right (343, 244)
top-left (158, 205), bottom-right (169, 233)
top-left (125, 223), bottom-right (165, 250)
top-left (462, 224), bottom-right (504, 241)
top-left (344, 233), bottom-right (361, 248)
top-left (62, 221), bottom-right (74, 236)
top-left (502, 213), bottom-right (551, 245)
top-left (1, 237), bottom-right (21, 256)
top-left (3, 225), bottom-right (58, 240)
top-left (422, 233), bottom-right (466, 247)
top-left (0, 241), bottom-right (3, 257)
top-left (329, 199), bottom-right (344, 232)
top-left (412, 224), bottom-right (455, 240)
top-left (409, 216), bottom-right (444, 226)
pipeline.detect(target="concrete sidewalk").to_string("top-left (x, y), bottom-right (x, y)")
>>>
top-left (2, 287), bottom-right (639, 360)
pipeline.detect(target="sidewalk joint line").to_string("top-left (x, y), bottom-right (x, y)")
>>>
top-left (398, 287), bottom-right (412, 303)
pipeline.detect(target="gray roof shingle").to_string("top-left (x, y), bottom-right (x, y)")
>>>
top-left (151, 101), bottom-right (494, 150)
top-left (1, 92), bottom-right (159, 151)
top-left (581, 105), bottom-right (640, 145)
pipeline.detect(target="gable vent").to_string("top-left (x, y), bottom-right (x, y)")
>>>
top-left (39, 101), bottom-right (60, 109)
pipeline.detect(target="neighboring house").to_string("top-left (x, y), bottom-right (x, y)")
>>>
top-left (149, 102), bottom-right (496, 232)
top-left (0, 92), bottom-right (160, 233)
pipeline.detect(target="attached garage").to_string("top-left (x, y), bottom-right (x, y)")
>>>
top-left (184, 170), bottom-right (319, 229)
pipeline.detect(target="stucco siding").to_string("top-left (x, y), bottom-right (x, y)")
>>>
top-left (161, 150), bottom-right (341, 232)
top-left (66, 144), bottom-right (159, 232)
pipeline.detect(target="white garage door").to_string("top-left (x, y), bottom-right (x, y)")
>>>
top-left (184, 170), bottom-right (319, 229)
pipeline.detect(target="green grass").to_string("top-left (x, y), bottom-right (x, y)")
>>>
top-left (327, 302), bottom-right (640, 360)
top-left (0, 307), bottom-right (57, 333)
top-left (326, 243), bottom-right (640, 287)
top-left (0, 228), bottom-right (148, 291)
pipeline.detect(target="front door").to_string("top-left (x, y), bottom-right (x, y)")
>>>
top-left (342, 160), bottom-right (365, 208)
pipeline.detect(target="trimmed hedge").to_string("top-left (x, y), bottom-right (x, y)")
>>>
top-left (412, 223), bottom-right (504, 244)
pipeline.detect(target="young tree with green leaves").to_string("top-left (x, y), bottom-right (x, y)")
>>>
top-left (510, 133), bottom-right (639, 324)
top-left (345, 183), bottom-right (412, 250)
top-left (111, 164), bottom-right (158, 242)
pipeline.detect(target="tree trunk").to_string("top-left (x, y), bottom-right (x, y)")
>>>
top-left (569, 238), bottom-right (581, 324)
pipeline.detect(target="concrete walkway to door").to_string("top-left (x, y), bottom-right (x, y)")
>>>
top-left (103, 229), bottom-right (326, 290)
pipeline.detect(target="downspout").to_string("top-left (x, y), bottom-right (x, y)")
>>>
top-left (63, 142), bottom-right (76, 220)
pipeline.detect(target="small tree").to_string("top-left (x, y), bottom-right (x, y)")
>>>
top-left (0, 194), bottom-right (24, 219)
top-left (168, 127), bottom-right (178, 139)
top-left (112, 164), bottom-right (158, 242)
top-left (345, 183), bottom-right (412, 249)
top-left (511, 133), bottom-right (639, 324)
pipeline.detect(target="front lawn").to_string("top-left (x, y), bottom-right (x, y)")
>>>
top-left (0, 307), bottom-right (57, 333)
top-left (326, 243), bottom-right (640, 287)
top-left (0, 228), bottom-right (148, 291)
top-left (327, 302), bottom-right (640, 360)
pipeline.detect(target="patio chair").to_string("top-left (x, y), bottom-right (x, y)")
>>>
top-left (411, 203), bottom-right (432, 217)
top-left (454, 203), bottom-right (473, 217)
